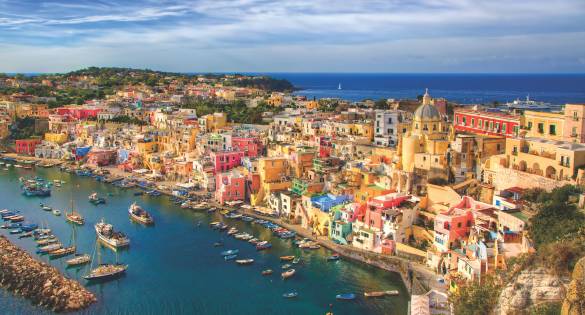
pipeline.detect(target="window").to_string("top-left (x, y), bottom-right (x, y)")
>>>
top-left (573, 127), bottom-right (578, 136)
top-left (471, 118), bottom-right (475, 127)
top-left (478, 120), bottom-right (483, 128)
top-left (527, 122), bottom-right (533, 130)
top-left (502, 124), bottom-right (507, 134)
top-left (388, 118), bottom-right (392, 123)
top-left (538, 123), bottom-right (544, 134)
top-left (456, 116), bottom-right (460, 124)
top-left (462, 117), bottom-right (467, 125)
top-left (549, 125), bottom-right (556, 135)
top-left (574, 111), bottom-right (578, 121)
top-left (489, 121), bottom-right (494, 130)
top-left (495, 122), bottom-right (500, 131)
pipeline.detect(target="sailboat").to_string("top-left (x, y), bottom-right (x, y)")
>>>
top-left (49, 222), bottom-right (79, 259)
top-left (66, 197), bottom-right (84, 225)
top-left (84, 241), bottom-right (128, 281)
top-left (338, 83), bottom-right (342, 90)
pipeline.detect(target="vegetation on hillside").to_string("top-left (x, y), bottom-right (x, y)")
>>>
top-left (181, 98), bottom-right (283, 125)
top-left (449, 275), bottom-right (501, 315)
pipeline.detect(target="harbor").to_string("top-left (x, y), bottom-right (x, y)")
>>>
top-left (0, 164), bottom-right (409, 314)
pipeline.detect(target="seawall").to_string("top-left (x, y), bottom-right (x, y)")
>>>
top-left (0, 236), bottom-right (96, 312)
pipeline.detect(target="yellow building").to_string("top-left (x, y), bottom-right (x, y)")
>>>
top-left (137, 140), bottom-right (158, 155)
top-left (306, 100), bottom-right (318, 110)
top-left (251, 157), bottom-right (292, 205)
top-left (44, 132), bottom-right (68, 144)
top-left (198, 112), bottom-right (227, 132)
top-left (523, 110), bottom-right (564, 141)
top-left (506, 137), bottom-right (585, 181)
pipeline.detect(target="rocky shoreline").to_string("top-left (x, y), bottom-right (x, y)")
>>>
top-left (0, 236), bottom-right (96, 312)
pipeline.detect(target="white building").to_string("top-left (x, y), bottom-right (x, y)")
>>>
top-left (374, 109), bottom-right (407, 147)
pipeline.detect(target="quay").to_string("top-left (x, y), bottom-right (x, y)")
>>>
top-left (0, 236), bottom-right (96, 312)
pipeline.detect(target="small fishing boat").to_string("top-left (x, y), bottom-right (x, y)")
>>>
top-left (213, 241), bottom-right (224, 247)
top-left (261, 269), bottom-right (273, 276)
top-left (95, 219), bottom-right (130, 249)
top-left (66, 254), bottom-right (91, 266)
top-left (281, 269), bottom-right (296, 280)
top-left (280, 256), bottom-right (295, 261)
top-left (248, 238), bottom-right (260, 245)
top-left (65, 198), bottom-right (84, 225)
top-left (227, 228), bottom-right (238, 235)
top-left (220, 249), bottom-right (239, 256)
top-left (364, 291), bottom-right (386, 298)
top-left (41, 205), bottom-right (52, 211)
top-left (128, 202), bottom-right (154, 225)
top-left (224, 254), bottom-right (238, 261)
top-left (9, 229), bottom-right (22, 234)
top-left (384, 290), bottom-right (399, 296)
top-left (52, 209), bottom-right (61, 216)
top-left (336, 293), bottom-right (356, 300)
top-left (327, 254), bottom-right (340, 261)
top-left (38, 243), bottom-right (62, 254)
top-left (283, 292), bottom-right (298, 299)
top-left (20, 223), bottom-right (38, 232)
top-left (308, 244), bottom-right (321, 250)
top-left (256, 241), bottom-right (272, 250)
top-left (37, 238), bottom-right (58, 246)
top-left (235, 259), bottom-right (254, 265)
top-left (292, 257), bottom-right (301, 264)
top-left (281, 263), bottom-right (292, 269)
top-left (89, 192), bottom-right (106, 205)
top-left (9, 215), bottom-right (24, 222)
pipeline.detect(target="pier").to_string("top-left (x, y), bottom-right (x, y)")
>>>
top-left (0, 236), bottom-right (96, 312)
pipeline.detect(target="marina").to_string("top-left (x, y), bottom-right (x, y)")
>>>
top-left (0, 165), bottom-right (408, 314)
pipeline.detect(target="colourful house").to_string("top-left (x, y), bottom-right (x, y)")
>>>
top-left (232, 136), bottom-right (263, 157)
top-left (210, 151), bottom-right (244, 173)
top-left (15, 139), bottom-right (42, 156)
top-left (215, 171), bottom-right (246, 205)
top-left (329, 204), bottom-right (355, 245)
top-left (433, 197), bottom-right (477, 253)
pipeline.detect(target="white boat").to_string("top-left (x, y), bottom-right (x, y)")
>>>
top-left (505, 95), bottom-right (555, 111)
top-left (52, 209), bottom-right (61, 216)
top-left (128, 202), bottom-right (154, 225)
top-left (66, 254), bottom-right (91, 266)
top-left (95, 219), bottom-right (130, 248)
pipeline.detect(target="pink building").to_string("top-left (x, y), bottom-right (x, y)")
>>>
top-left (210, 151), bottom-right (244, 173)
top-left (86, 149), bottom-right (117, 167)
top-left (215, 171), bottom-right (246, 205)
top-left (15, 139), bottom-right (41, 156)
top-left (362, 192), bottom-right (411, 230)
top-left (433, 196), bottom-right (492, 252)
top-left (56, 107), bottom-right (102, 120)
top-left (232, 137), bottom-right (263, 158)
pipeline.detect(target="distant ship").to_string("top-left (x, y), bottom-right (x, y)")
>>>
top-left (505, 95), bottom-right (555, 111)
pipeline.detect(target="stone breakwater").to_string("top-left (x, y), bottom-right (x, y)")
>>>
top-left (0, 236), bottom-right (96, 312)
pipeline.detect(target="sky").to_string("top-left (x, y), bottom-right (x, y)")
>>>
top-left (0, 0), bottom-right (584, 73)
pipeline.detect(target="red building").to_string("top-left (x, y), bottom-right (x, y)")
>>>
top-left (232, 137), bottom-right (263, 158)
top-left (56, 107), bottom-right (102, 120)
top-left (454, 109), bottom-right (520, 138)
top-left (210, 151), bottom-right (245, 173)
top-left (318, 136), bottom-right (332, 158)
top-left (15, 139), bottom-right (42, 156)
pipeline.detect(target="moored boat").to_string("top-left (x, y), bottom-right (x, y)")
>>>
top-left (282, 292), bottom-right (298, 299)
top-left (66, 254), bottom-right (91, 266)
top-left (327, 254), bottom-right (340, 261)
top-left (52, 209), bottom-right (61, 216)
top-left (261, 269), bottom-right (273, 276)
top-left (220, 249), bottom-right (239, 256)
top-left (336, 293), bottom-right (356, 300)
top-left (235, 259), bottom-right (254, 265)
top-left (364, 291), bottom-right (386, 297)
top-left (95, 219), bottom-right (130, 249)
top-left (84, 264), bottom-right (128, 281)
top-left (280, 255), bottom-right (295, 261)
top-left (128, 202), bottom-right (154, 225)
top-left (49, 246), bottom-right (76, 259)
top-left (281, 268), bottom-right (296, 279)
top-left (89, 192), bottom-right (106, 205)
top-left (224, 254), bottom-right (238, 261)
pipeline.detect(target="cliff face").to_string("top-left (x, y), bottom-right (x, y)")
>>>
top-left (495, 268), bottom-right (568, 315)
top-left (0, 236), bottom-right (96, 312)
top-left (561, 256), bottom-right (585, 315)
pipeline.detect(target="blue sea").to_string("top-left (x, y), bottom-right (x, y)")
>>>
top-left (263, 73), bottom-right (585, 105)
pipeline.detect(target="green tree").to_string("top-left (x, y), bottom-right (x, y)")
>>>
top-left (450, 275), bottom-right (501, 315)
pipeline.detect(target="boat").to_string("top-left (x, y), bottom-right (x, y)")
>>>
top-left (84, 263), bottom-right (128, 281)
top-left (327, 254), bottom-right (340, 261)
top-left (283, 292), bottom-right (298, 299)
top-left (363, 290), bottom-right (399, 297)
top-left (235, 259), bottom-right (254, 265)
top-left (18, 232), bottom-right (33, 238)
top-left (128, 202), bottom-right (154, 225)
top-left (9, 229), bottom-right (22, 234)
top-left (336, 293), bottom-right (356, 300)
top-left (213, 241), bottom-right (224, 247)
top-left (280, 256), bottom-right (295, 261)
top-left (281, 269), bottom-right (296, 279)
top-left (261, 269), bottom-right (273, 276)
top-left (37, 238), bottom-right (58, 246)
top-left (89, 192), bottom-right (106, 205)
top-left (8, 215), bottom-right (24, 222)
top-left (20, 223), bottom-right (38, 232)
top-left (41, 205), bottom-right (52, 211)
top-left (338, 83), bottom-right (342, 90)
top-left (292, 257), bottom-right (301, 264)
top-left (308, 244), bottom-right (321, 250)
top-left (52, 209), bottom-right (61, 216)
top-left (256, 242), bottom-right (272, 250)
top-left (227, 228), bottom-right (238, 235)
top-left (84, 240), bottom-right (128, 281)
top-left (49, 246), bottom-right (76, 259)
top-left (281, 263), bottom-right (292, 269)
top-left (224, 254), bottom-right (238, 261)
top-left (505, 94), bottom-right (556, 111)
top-left (95, 219), bottom-right (130, 249)
top-left (220, 249), bottom-right (239, 256)
top-left (65, 198), bottom-right (84, 225)
top-left (66, 254), bottom-right (91, 266)
top-left (38, 243), bottom-right (62, 254)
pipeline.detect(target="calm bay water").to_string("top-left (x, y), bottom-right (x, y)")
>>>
top-left (264, 73), bottom-right (585, 104)
top-left (0, 167), bottom-right (408, 315)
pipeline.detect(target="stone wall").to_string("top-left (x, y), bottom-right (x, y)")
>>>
top-left (486, 162), bottom-right (572, 192)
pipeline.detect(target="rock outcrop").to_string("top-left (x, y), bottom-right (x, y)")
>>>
top-left (495, 268), bottom-right (568, 315)
top-left (561, 256), bottom-right (585, 315)
top-left (0, 236), bottom-right (96, 312)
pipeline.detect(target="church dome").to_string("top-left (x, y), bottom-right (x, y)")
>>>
top-left (414, 103), bottom-right (440, 121)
